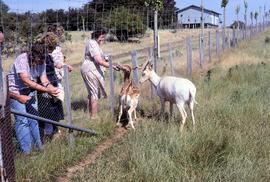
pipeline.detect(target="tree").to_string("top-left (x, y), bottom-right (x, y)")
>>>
top-left (103, 6), bottom-right (146, 41)
top-left (144, 0), bottom-right (163, 10)
top-left (259, 6), bottom-right (262, 23)
top-left (0, 0), bottom-right (9, 32)
top-left (221, 0), bottom-right (229, 47)
top-left (244, 1), bottom-right (248, 27)
top-left (254, 11), bottom-right (258, 30)
top-left (250, 11), bottom-right (253, 26)
top-left (235, 5), bottom-right (240, 29)
top-left (0, 0), bottom-right (9, 13)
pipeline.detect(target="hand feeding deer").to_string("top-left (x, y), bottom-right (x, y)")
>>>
top-left (117, 64), bottom-right (140, 130)
top-left (139, 61), bottom-right (197, 133)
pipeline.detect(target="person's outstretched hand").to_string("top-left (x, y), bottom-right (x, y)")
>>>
top-left (112, 63), bottom-right (121, 71)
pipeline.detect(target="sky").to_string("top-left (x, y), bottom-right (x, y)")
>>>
top-left (3, 0), bottom-right (270, 25)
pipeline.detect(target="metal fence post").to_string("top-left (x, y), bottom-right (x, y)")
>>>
top-left (208, 31), bottom-right (211, 62)
top-left (131, 50), bottom-right (139, 86)
top-left (108, 56), bottom-right (115, 115)
top-left (63, 65), bottom-right (74, 148)
top-left (168, 43), bottom-right (175, 76)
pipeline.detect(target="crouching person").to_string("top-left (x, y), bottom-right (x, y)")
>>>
top-left (8, 43), bottom-right (60, 154)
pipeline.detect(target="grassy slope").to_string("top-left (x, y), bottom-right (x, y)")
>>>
top-left (72, 31), bottom-right (270, 181)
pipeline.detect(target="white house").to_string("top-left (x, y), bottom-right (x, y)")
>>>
top-left (177, 5), bottom-right (221, 28)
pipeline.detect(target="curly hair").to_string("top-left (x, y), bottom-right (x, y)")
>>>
top-left (47, 24), bottom-right (65, 38)
top-left (39, 32), bottom-right (59, 53)
top-left (28, 43), bottom-right (46, 66)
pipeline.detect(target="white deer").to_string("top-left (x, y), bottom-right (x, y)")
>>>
top-left (139, 61), bottom-right (197, 132)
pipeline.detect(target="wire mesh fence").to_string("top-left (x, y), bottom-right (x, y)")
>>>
top-left (0, 76), bottom-right (15, 182)
top-left (0, 0), bottom-right (270, 180)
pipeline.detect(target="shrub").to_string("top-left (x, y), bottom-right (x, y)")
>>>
top-left (265, 36), bottom-right (270, 44)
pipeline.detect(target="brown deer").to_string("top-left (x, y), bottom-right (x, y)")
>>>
top-left (117, 64), bottom-right (140, 130)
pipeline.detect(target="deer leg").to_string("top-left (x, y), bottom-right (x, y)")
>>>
top-left (169, 102), bottom-right (173, 119)
top-left (128, 108), bottom-right (135, 130)
top-left (176, 102), bottom-right (187, 134)
top-left (189, 101), bottom-right (196, 131)
top-left (159, 98), bottom-right (165, 117)
top-left (117, 104), bottom-right (123, 126)
top-left (134, 108), bottom-right (137, 121)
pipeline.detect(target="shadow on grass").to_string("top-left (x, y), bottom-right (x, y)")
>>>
top-left (71, 99), bottom-right (88, 111)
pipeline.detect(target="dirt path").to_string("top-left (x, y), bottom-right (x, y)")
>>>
top-left (56, 127), bottom-right (128, 182)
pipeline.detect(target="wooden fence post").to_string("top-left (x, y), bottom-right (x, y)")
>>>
top-left (168, 43), bottom-right (175, 76)
top-left (131, 50), bottom-right (139, 86)
top-left (148, 47), bottom-right (155, 98)
top-left (216, 30), bottom-right (220, 61)
top-left (222, 28), bottom-right (225, 50)
top-left (228, 31), bottom-right (231, 49)
top-left (186, 37), bottom-right (192, 75)
top-left (208, 31), bottom-right (211, 62)
top-left (199, 33), bottom-right (204, 68)
top-left (232, 27), bottom-right (236, 47)
top-left (63, 65), bottom-right (74, 148)
top-left (249, 26), bottom-right (252, 40)
top-left (108, 56), bottom-right (115, 115)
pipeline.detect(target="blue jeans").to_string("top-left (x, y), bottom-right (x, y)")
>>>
top-left (10, 92), bottom-right (43, 154)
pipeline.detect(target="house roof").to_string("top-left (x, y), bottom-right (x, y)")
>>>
top-left (177, 5), bottom-right (221, 16)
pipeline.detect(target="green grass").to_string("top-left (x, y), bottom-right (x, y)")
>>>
top-left (71, 32), bottom-right (270, 181)
top-left (72, 62), bottom-right (270, 182)
top-left (13, 29), bottom-right (270, 181)
top-left (15, 117), bottom-right (116, 181)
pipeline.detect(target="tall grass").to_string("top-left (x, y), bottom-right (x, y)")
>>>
top-left (72, 31), bottom-right (270, 181)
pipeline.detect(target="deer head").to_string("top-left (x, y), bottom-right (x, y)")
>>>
top-left (139, 60), bottom-right (153, 84)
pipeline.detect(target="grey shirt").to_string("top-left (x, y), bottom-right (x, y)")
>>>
top-left (9, 53), bottom-right (46, 95)
top-left (81, 39), bottom-right (105, 78)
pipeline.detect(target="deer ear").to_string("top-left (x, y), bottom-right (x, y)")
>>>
top-left (149, 63), bottom-right (153, 70)
top-left (141, 61), bottom-right (150, 71)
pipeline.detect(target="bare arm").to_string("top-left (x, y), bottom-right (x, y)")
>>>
top-left (19, 73), bottom-right (59, 96)
top-left (9, 92), bottom-right (31, 104)
top-left (19, 72), bottom-right (48, 93)
top-left (94, 54), bottom-right (119, 70)
top-left (40, 74), bottom-right (60, 96)
top-left (55, 62), bottom-right (73, 72)
top-left (94, 54), bottom-right (110, 68)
